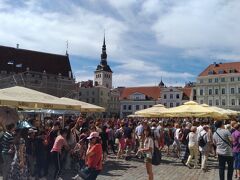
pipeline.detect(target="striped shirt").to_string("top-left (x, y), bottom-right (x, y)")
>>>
top-left (1, 131), bottom-right (14, 153)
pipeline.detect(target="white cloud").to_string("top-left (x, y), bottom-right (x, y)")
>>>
top-left (152, 0), bottom-right (240, 59)
top-left (2, 0), bottom-right (239, 88)
top-left (0, 0), bottom-right (127, 60)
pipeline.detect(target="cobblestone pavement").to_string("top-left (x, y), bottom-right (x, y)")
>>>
top-left (0, 153), bottom-right (221, 180)
top-left (96, 154), bottom-right (220, 180)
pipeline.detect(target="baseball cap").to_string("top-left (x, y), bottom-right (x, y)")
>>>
top-left (87, 132), bottom-right (100, 140)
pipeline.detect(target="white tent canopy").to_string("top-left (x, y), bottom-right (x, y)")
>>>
top-left (0, 86), bottom-right (81, 110)
top-left (60, 97), bottom-right (105, 112)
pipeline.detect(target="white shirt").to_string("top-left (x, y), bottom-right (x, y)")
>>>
top-left (188, 132), bottom-right (198, 146)
top-left (144, 137), bottom-right (154, 158)
top-left (175, 128), bottom-right (181, 140)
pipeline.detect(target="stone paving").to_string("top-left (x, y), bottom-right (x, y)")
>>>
top-left (0, 154), bottom-right (222, 180)
top-left (97, 154), bottom-right (220, 180)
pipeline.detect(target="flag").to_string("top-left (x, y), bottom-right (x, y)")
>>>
top-left (16, 64), bottom-right (22, 68)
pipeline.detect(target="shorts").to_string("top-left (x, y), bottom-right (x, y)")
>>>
top-left (144, 157), bottom-right (152, 163)
top-left (234, 152), bottom-right (240, 169)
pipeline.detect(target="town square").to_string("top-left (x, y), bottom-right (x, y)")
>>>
top-left (0, 1), bottom-right (240, 180)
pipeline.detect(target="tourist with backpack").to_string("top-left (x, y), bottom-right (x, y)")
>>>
top-left (199, 125), bottom-right (211, 172)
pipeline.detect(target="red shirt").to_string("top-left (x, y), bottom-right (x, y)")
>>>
top-left (87, 143), bottom-right (103, 170)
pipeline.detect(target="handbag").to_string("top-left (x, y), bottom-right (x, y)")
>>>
top-left (151, 135), bottom-right (161, 165)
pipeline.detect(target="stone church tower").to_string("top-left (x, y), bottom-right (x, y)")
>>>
top-left (94, 35), bottom-right (113, 88)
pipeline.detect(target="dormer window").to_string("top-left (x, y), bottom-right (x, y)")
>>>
top-left (229, 69), bottom-right (236, 73)
top-left (218, 69), bottom-right (224, 74)
top-left (208, 70), bottom-right (214, 75)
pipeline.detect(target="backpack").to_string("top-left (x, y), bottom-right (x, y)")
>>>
top-left (198, 133), bottom-right (207, 147)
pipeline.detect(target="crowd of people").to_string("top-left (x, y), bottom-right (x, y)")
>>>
top-left (0, 116), bottom-right (239, 180)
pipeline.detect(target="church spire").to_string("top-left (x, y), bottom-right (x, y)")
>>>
top-left (95, 33), bottom-right (112, 73)
top-left (101, 34), bottom-right (107, 66)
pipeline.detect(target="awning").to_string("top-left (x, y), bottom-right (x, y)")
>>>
top-left (60, 97), bottom-right (105, 112)
top-left (0, 86), bottom-right (81, 110)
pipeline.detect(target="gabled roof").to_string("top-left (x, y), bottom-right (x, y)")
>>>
top-left (182, 87), bottom-right (192, 100)
top-left (120, 86), bottom-right (161, 100)
top-left (199, 62), bottom-right (240, 77)
top-left (0, 45), bottom-right (72, 77)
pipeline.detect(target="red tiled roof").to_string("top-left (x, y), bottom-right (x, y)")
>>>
top-left (182, 87), bottom-right (192, 100)
top-left (199, 62), bottom-right (240, 77)
top-left (120, 86), bottom-right (161, 100)
top-left (0, 45), bottom-right (72, 77)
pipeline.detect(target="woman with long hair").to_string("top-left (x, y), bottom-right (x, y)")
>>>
top-left (138, 126), bottom-right (154, 180)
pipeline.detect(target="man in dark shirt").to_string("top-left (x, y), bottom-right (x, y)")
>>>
top-left (1, 123), bottom-right (15, 180)
top-left (124, 123), bottom-right (133, 157)
top-left (44, 121), bottom-right (60, 176)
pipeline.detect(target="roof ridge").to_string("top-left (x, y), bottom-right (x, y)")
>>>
top-left (0, 45), bottom-right (67, 57)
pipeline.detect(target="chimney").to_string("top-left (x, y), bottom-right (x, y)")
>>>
top-left (16, 44), bottom-right (19, 49)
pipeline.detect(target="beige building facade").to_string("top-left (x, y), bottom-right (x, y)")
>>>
top-left (196, 62), bottom-right (240, 110)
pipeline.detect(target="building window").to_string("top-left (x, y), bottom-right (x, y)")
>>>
top-left (86, 98), bottom-right (89, 103)
top-left (128, 105), bottom-right (132, 110)
top-left (123, 105), bottom-right (127, 110)
top-left (230, 77), bottom-right (235, 82)
top-left (231, 88), bottom-right (235, 94)
top-left (79, 92), bottom-right (82, 96)
top-left (209, 89), bottom-right (212, 95)
top-left (136, 105), bottom-right (140, 110)
top-left (92, 91), bottom-right (95, 95)
top-left (219, 70), bottom-right (224, 74)
top-left (208, 79), bottom-right (212, 83)
top-left (208, 70), bottom-right (214, 75)
top-left (200, 79), bottom-right (203, 83)
top-left (231, 99), bottom-right (236, 106)
top-left (200, 89), bottom-right (204, 96)
top-left (101, 91), bottom-right (103, 96)
top-left (164, 103), bottom-right (167, 107)
top-left (215, 99), bottom-right (219, 106)
top-left (200, 100), bottom-right (203, 104)
top-left (170, 103), bottom-right (173, 107)
top-left (170, 94), bottom-right (173, 99)
top-left (222, 99), bottom-right (226, 106)
top-left (221, 78), bottom-right (225, 82)
top-left (144, 105), bottom-right (147, 109)
top-left (149, 105), bottom-right (152, 108)
top-left (176, 94), bottom-right (180, 99)
top-left (86, 91), bottom-right (89, 96)
top-left (238, 77), bottom-right (240, 81)
top-left (164, 94), bottom-right (167, 99)
top-left (176, 102), bottom-right (180, 106)
top-left (209, 100), bottom-right (213, 106)
top-left (92, 98), bottom-right (95, 103)
top-left (215, 89), bottom-right (218, 95)
top-left (214, 78), bottom-right (218, 83)
top-left (238, 88), bottom-right (240, 94)
top-left (222, 88), bottom-right (225, 94)
top-left (239, 99), bottom-right (240, 106)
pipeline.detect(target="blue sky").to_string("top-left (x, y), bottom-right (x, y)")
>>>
top-left (1, 0), bottom-right (240, 87)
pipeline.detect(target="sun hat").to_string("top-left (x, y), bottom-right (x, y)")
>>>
top-left (87, 132), bottom-right (100, 140)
